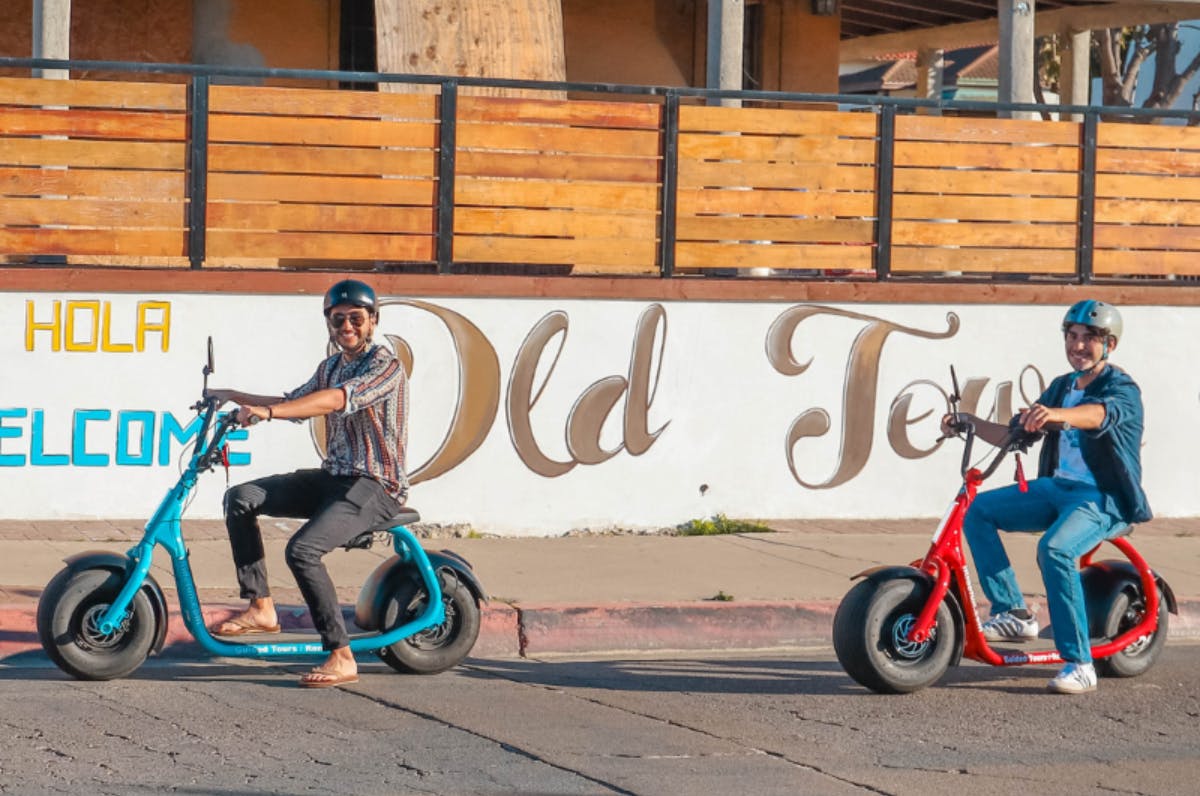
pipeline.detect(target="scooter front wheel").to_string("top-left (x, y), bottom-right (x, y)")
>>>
top-left (37, 567), bottom-right (157, 681)
top-left (833, 576), bottom-right (958, 694)
top-left (377, 569), bottom-right (481, 675)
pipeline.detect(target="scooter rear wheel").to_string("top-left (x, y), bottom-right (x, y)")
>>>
top-left (377, 569), bottom-right (481, 675)
top-left (1094, 584), bottom-right (1168, 678)
top-left (833, 576), bottom-right (958, 694)
top-left (37, 567), bottom-right (157, 681)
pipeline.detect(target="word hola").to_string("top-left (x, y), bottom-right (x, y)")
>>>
top-left (25, 300), bottom-right (171, 352)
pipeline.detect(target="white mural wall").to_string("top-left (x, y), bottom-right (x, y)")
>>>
top-left (0, 291), bottom-right (1191, 535)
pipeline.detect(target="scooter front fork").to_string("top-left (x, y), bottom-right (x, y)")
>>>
top-left (95, 541), bottom-right (155, 635)
top-left (907, 561), bottom-right (952, 644)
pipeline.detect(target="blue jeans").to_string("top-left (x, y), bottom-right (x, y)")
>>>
top-left (963, 477), bottom-right (1125, 664)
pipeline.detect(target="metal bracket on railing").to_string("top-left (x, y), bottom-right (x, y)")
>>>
top-left (436, 80), bottom-right (459, 275)
top-left (186, 75), bottom-right (210, 270)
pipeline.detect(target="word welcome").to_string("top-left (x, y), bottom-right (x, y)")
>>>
top-left (25, 300), bottom-right (171, 352)
top-left (0, 409), bottom-right (248, 467)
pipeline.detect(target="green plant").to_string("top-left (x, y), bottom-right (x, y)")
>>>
top-left (709, 590), bottom-right (734, 602)
top-left (676, 514), bottom-right (773, 536)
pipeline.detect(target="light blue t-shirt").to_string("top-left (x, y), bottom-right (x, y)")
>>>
top-left (1054, 385), bottom-right (1096, 486)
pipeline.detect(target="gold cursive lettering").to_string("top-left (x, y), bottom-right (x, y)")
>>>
top-left (767, 306), bottom-right (959, 488)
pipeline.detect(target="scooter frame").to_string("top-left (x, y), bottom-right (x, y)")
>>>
top-left (887, 423), bottom-right (1174, 668)
top-left (81, 370), bottom-right (449, 662)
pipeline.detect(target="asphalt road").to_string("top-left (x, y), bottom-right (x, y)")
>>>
top-left (3, 643), bottom-right (1199, 796)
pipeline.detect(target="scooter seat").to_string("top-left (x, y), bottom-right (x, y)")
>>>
top-left (342, 508), bottom-right (423, 551)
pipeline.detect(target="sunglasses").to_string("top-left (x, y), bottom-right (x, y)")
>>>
top-left (328, 311), bottom-right (371, 328)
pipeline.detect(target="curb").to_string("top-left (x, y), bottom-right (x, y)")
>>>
top-left (6, 598), bottom-right (1200, 665)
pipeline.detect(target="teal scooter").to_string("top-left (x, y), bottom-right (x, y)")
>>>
top-left (37, 338), bottom-right (485, 681)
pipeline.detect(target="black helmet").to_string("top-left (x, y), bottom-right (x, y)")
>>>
top-left (323, 279), bottom-right (378, 317)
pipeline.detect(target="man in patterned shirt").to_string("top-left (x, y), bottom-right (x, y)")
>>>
top-left (205, 279), bottom-right (408, 688)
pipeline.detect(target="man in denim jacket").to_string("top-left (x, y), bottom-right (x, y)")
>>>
top-left (942, 300), bottom-right (1150, 694)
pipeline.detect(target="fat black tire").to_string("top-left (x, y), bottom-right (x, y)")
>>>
top-left (833, 577), bottom-right (958, 694)
top-left (377, 569), bottom-right (481, 675)
top-left (37, 567), bottom-right (156, 681)
top-left (1094, 585), bottom-right (1168, 678)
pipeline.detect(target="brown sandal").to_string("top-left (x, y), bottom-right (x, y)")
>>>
top-left (210, 616), bottom-right (282, 636)
top-left (299, 668), bottom-right (359, 688)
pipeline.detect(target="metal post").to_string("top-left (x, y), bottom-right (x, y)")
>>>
top-left (1077, 111), bottom-right (1098, 284)
top-left (658, 91), bottom-right (680, 278)
top-left (186, 75), bottom-right (210, 270)
top-left (436, 80), bottom-right (458, 274)
top-left (874, 104), bottom-right (896, 280)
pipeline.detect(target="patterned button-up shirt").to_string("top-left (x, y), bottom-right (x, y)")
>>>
top-left (287, 343), bottom-right (409, 501)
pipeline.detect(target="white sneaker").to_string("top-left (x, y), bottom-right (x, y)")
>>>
top-left (981, 610), bottom-right (1039, 642)
top-left (1048, 662), bottom-right (1097, 694)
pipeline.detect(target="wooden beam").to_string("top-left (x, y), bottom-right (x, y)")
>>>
top-left (840, 2), bottom-right (1200, 62)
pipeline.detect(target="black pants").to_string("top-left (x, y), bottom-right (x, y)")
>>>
top-left (223, 468), bottom-right (401, 650)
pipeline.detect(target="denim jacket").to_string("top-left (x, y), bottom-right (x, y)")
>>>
top-left (1035, 365), bottom-right (1152, 524)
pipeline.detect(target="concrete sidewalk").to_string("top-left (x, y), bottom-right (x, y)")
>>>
top-left (2, 517), bottom-right (1199, 662)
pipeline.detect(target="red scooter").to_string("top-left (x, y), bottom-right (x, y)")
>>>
top-left (833, 369), bottom-right (1176, 694)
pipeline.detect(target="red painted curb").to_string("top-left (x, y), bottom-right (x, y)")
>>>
top-left (6, 599), bottom-right (1200, 664)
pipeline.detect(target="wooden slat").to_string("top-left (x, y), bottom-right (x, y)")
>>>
top-left (1097, 122), bottom-right (1200, 150)
top-left (0, 107), bottom-right (185, 140)
top-left (1095, 198), bottom-right (1200, 225)
top-left (207, 230), bottom-right (434, 261)
top-left (676, 187), bottom-right (875, 217)
top-left (456, 150), bottom-right (659, 183)
top-left (457, 122), bottom-right (661, 157)
top-left (208, 173), bottom-right (435, 205)
top-left (1096, 173), bottom-right (1200, 201)
top-left (0, 228), bottom-right (185, 256)
top-left (208, 143), bottom-right (436, 177)
top-left (675, 241), bottom-right (874, 270)
top-left (570, 261), bottom-right (659, 275)
top-left (892, 220), bottom-right (1076, 248)
top-left (894, 141), bottom-right (1080, 171)
top-left (678, 133), bottom-right (877, 164)
top-left (207, 202), bottom-right (434, 234)
top-left (458, 95), bottom-right (662, 129)
top-left (890, 246), bottom-right (1075, 273)
top-left (0, 138), bottom-right (184, 170)
top-left (455, 207), bottom-right (657, 238)
top-left (210, 84), bottom-right (437, 120)
top-left (454, 235), bottom-right (656, 266)
top-left (1094, 249), bottom-right (1200, 276)
top-left (679, 106), bottom-right (879, 137)
top-left (893, 166), bottom-right (1078, 197)
top-left (0, 167), bottom-right (185, 200)
top-left (678, 160), bottom-right (875, 191)
top-left (896, 114), bottom-right (1081, 146)
top-left (0, 76), bottom-right (185, 110)
top-left (675, 216), bottom-right (875, 243)
top-left (1094, 224), bottom-right (1200, 250)
top-left (0, 197), bottom-right (185, 228)
top-left (209, 114), bottom-right (438, 148)
top-left (1096, 147), bottom-right (1200, 177)
top-left (456, 178), bottom-right (659, 211)
top-left (893, 194), bottom-right (1077, 222)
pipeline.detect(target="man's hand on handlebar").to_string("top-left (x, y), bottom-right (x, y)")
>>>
top-left (234, 405), bottom-right (270, 426)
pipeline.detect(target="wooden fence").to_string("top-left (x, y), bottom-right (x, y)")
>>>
top-left (2, 72), bottom-right (1200, 280)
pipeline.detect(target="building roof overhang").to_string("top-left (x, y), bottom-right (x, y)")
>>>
top-left (839, 0), bottom-right (1200, 60)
